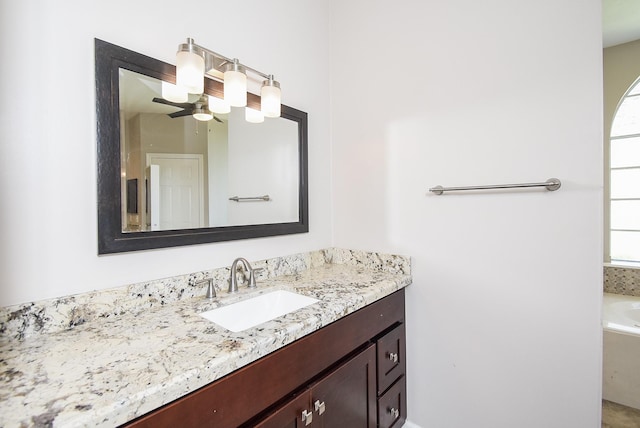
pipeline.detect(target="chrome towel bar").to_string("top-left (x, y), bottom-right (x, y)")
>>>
top-left (229, 195), bottom-right (271, 202)
top-left (429, 178), bottom-right (561, 195)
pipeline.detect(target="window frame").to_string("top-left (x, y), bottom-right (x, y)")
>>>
top-left (608, 76), bottom-right (640, 266)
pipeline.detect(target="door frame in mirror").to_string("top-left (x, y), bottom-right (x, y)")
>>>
top-left (95, 39), bottom-right (308, 254)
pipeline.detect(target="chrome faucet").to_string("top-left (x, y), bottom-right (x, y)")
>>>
top-left (228, 258), bottom-right (256, 293)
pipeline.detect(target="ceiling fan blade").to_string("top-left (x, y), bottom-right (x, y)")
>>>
top-left (168, 109), bottom-right (194, 118)
top-left (152, 97), bottom-right (193, 109)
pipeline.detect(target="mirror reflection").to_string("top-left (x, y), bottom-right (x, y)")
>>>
top-left (118, 69), bottom-right (299, 233)
top-left (95, 39), bottom-right (308, 254)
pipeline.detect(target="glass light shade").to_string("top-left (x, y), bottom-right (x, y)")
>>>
top-left (224, 69), bottom-right (247, 107)
top-left (245, 107), bottom-right (264, 123)
top-left (161, 81), bottom-right (189, 103)
top-left (176, 50), bottom-right (204, 94)
top-left (193, 108), bottom-right (213, 121)
top-left (208, 95), bottom-right (231, 114)
top-left (261, 84), bottom-right (281, 118)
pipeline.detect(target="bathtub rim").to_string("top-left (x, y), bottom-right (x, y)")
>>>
top-left (603, 292), bottom-right (640, 337)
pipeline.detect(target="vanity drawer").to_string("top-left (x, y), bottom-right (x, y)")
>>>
top-left (377, 323), bottom-right (405, 394)
top-left (377, 375), bottom-right (406, 428)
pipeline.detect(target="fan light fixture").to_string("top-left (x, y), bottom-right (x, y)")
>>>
top-left (175, 38), bottom-right (281, 119)
top-left (192, 107), bottom-right (213, 122)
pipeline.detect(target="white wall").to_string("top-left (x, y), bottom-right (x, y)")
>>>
top-left (0, 0), bottom-right (331, 306)
top-left (0, 1), bottom-right (604, 427)
top-left (329, 1), bottom-right (603, 427)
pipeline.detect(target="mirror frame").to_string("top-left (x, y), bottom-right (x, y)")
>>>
top-left (95, 39), bottom-right (308, 254)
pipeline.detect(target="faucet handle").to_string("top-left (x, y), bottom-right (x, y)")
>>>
top-left (248, 267), bottom-right (259, 288)
top-left (248, 267), bottom-right (265, 288)
top-left (205, 279), bottom-right (216, 299)
top-left (196, 278), bottom-right (216, 299)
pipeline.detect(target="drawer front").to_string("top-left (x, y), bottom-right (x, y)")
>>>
top-left (377, 323), bottom-right (405, 395)
top-left (377, 375), bottom-right (406, 428)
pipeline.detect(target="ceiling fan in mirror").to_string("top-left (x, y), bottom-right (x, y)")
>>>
top-left (152, 96), bottom-right (223, 122)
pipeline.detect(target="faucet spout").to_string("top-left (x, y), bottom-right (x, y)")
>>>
top-left (228, 258), bottom-right (253, 293)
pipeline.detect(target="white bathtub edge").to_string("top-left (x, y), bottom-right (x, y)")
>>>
top-left (602, 293), bottom-right (640, 337)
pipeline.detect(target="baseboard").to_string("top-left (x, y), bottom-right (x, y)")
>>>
top-left (403, 420), bottom-right (423, 428)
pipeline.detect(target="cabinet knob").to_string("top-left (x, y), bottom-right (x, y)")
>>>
top-left (389, 407), bottom-right (400, 418)
top-left (388, 352), bottom-right (399, 363)
top-left (302, 409), bottom-right (313, 425)
top-left (314, 399), bottom-right (326, 415)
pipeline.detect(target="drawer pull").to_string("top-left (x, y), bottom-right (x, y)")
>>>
top-left (314, 399), bottom-right (326, 415)
top-left (302, 409), bottom-right (313, 425)
top-left (388, 352), bottom-right (399, 363)
top-left (389, 407), bottom-right (400, 418)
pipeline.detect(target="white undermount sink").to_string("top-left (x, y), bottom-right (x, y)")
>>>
top-left (200, 290), bottom-right (319, 332)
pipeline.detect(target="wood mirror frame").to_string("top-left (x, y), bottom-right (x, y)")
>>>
top-left (95, 39), bottom-right (308, 254)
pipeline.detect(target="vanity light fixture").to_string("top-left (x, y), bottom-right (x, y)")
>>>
top-left (261, 75), bottom-right (281, 118)
top-left (161, 81), bottom-right (188, 103)
top-left (245, 106), bottom-right (265, 123)
top-left (208, 95), bottom-right (231, 114)
top-left (224, 59), bottom-right (247, 107)
top-left (176, 41), bottom-right (205, 94)
top-left (175, 38), bottom-right (282, 118)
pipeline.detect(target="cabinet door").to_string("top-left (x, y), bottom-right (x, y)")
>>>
top-left (253, 393), bottom-right (312, 428)
top-left (311, 344), bottom-right (377, 428)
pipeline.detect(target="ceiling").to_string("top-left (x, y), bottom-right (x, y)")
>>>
top-left (603, 0), bottom-right (640, 47)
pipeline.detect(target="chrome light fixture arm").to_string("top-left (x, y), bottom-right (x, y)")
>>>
top-left (178, 38), bottom-right (274, 84)
top-left (176, 38), bottom-right (282, 119)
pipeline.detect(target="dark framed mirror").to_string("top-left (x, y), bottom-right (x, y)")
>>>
top-left (95, 39), bottom-right (308, 254)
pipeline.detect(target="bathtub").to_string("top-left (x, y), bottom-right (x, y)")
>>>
top-left (602, 292), bottom-right (640, 410)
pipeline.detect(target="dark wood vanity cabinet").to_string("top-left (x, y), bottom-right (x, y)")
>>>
top-left (252, 344), bottom-right (376, 428)
top-left (122, 289), bottom-right (406, 428)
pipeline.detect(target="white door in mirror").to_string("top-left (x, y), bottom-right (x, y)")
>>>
top-left (200, 290), bottom-right (319, 332)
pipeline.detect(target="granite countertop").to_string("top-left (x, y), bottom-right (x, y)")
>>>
top-left (0, 261), bottom-right (411, 427)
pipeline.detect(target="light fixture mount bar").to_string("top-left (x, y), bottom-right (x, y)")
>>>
top-left (181, 38), bottom-right (272, 81)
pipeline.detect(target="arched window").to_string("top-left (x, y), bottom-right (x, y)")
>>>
top-left (610, 77), bottom-right (640, 265)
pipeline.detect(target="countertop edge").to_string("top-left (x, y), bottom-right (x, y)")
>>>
top-left (0, 263), bottom-right (412, 428)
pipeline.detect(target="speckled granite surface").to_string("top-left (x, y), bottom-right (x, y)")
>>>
top-left (604, 265), bottom-right (640, 297)
top-left (0, 248), bottom-right (410, 341)
top-left (0, 248), bottom-right (411, 427)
